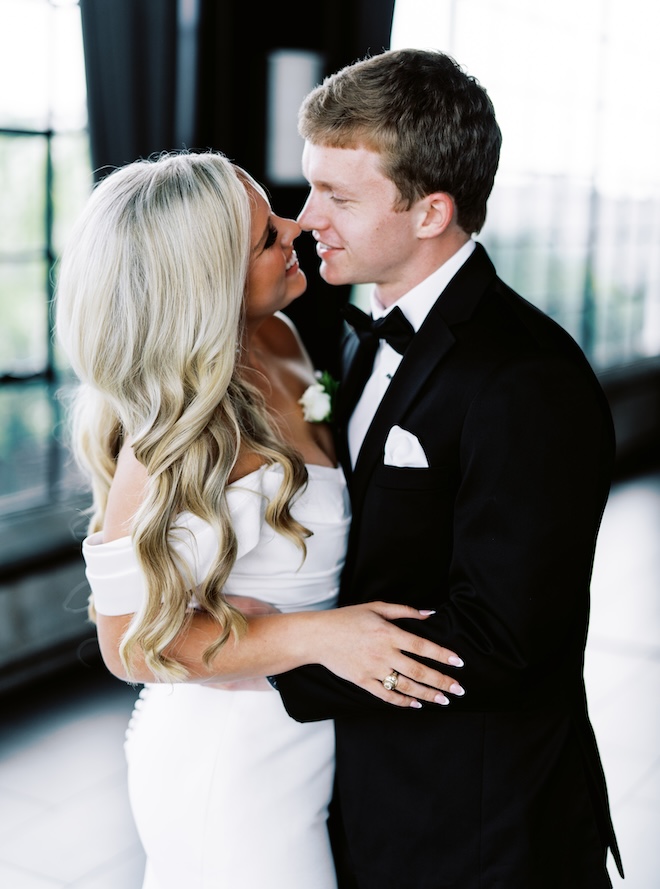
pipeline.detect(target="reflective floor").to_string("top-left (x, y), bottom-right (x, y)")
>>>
top-left (0, 463), bottom-right (658, 888)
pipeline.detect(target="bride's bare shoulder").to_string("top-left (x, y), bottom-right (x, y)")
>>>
top-left (103, 442), bottom-right (148, 543)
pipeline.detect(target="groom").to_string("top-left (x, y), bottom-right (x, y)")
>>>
top-left (273, 49), bottom-right (623, 888)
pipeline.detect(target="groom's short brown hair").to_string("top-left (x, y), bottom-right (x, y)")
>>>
top-left (298, 48), bottom-right (502, 236)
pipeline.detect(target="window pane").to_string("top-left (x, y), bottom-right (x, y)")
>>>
top-left (0, 136), bottom-right (48, 253)
top-left (391, 0), bottom-right (660, 371)
top-left (51, 1), bottom-right (88, 130)
top-left (0, 0), bottom-right (91, 521)
top-left (0, 385), bottom-right (89, 518)
top-left (0, 260), bottom-right (49, 375)
top-left (52, 131), bottom-right (93, 255)
top-left (0, 0), bottom-right (50, 129)
top-left (0, 382), bottom-right (85, 514)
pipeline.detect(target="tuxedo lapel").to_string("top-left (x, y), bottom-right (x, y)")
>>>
top-left (334, 331), bottom-right (359, 477)
top-left (347, 243), bottom-right (497, 507)
top-left (337, 331), bottom-right (367, 427)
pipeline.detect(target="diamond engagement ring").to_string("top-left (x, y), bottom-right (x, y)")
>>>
top-left (383, 671), bottom-right (399, 691)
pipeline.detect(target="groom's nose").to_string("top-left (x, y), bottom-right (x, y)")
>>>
top-left (297, 192), bottom-right (321, 232)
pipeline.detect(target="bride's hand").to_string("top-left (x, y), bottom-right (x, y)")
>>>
top-left (312, 602), bottom-right (465, 709)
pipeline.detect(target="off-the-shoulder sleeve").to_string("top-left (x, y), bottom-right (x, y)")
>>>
top-left (82, 531), bottom-right (147, 616)
top-left (82, 470), bottom-right (269, 616)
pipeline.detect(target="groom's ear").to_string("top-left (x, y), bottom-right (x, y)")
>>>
top-left (416, 192), bottom-right (455, 239)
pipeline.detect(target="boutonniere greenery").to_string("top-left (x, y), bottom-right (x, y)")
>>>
top-left (299, 370), bottom-right (339, 423)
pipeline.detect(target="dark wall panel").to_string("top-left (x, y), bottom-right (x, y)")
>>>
top-left (80, 0), bottom-right (179, 175)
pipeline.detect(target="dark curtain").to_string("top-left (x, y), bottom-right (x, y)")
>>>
top-left (79, 0), bottom-right (179, 177)
top-left (79, 0), bottom-right (396, 373)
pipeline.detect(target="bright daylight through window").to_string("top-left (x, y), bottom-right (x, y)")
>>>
top-left (391, 0), bottom-right (660, 369)
top-left (0, 0), bottom-right (92, 517)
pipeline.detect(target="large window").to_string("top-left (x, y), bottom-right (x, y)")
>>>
top-left (391, 0), bottom-right (660, 370)
top-left (0, 0), bottom-right (92, 516)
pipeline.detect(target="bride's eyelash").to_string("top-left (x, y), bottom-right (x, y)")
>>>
top-left (264, 224), bottom-right (278, 249)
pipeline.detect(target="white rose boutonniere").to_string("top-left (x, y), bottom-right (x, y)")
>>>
top-left (299, 370), bottom-right (339, 423)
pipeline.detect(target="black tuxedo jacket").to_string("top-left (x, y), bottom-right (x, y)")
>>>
top-left (276, 244), bottom-right (623, 889)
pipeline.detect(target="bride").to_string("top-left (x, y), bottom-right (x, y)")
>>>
top-left (55, 150), bottom-right (461, 889)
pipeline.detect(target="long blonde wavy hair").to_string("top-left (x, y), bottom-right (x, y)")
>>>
top-left (55, 151), bottom-right (308, 682)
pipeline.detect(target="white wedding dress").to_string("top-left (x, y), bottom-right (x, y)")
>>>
top-left (82, 463), bottom-right (350, 889)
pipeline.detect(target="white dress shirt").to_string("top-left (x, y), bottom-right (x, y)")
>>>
top-left (348, 239), bottom-right (476, 467)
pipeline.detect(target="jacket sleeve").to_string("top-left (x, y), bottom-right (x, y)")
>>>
top-left (275, 352), bottom-right (615, 722)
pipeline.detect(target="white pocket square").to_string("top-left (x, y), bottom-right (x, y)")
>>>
top-left (383, 425), bottom-right (429, 468)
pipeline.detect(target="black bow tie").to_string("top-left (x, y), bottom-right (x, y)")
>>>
top-left (342, 303), bottom-right (415, 355)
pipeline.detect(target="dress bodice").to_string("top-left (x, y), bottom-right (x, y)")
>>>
top-left (83, 462), bottom-right (350, 617)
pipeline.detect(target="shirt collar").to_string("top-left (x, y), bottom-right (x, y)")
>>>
top-left (370, 238), bottom-right (476, 331)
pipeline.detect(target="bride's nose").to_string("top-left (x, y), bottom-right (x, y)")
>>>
top-left (281, 217), bottom-right (302, 246)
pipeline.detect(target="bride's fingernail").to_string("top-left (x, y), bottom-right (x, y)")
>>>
top-left (448, 656), bottom-right (464, 667)
top-left (418, 609), bottom-right (436, 616)
top-left (434, 693), bottom-right (449, 705)
top-left (409, 700), bottom-right (423, 709)
top-left (450, 683), bottom-right (465, 696)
